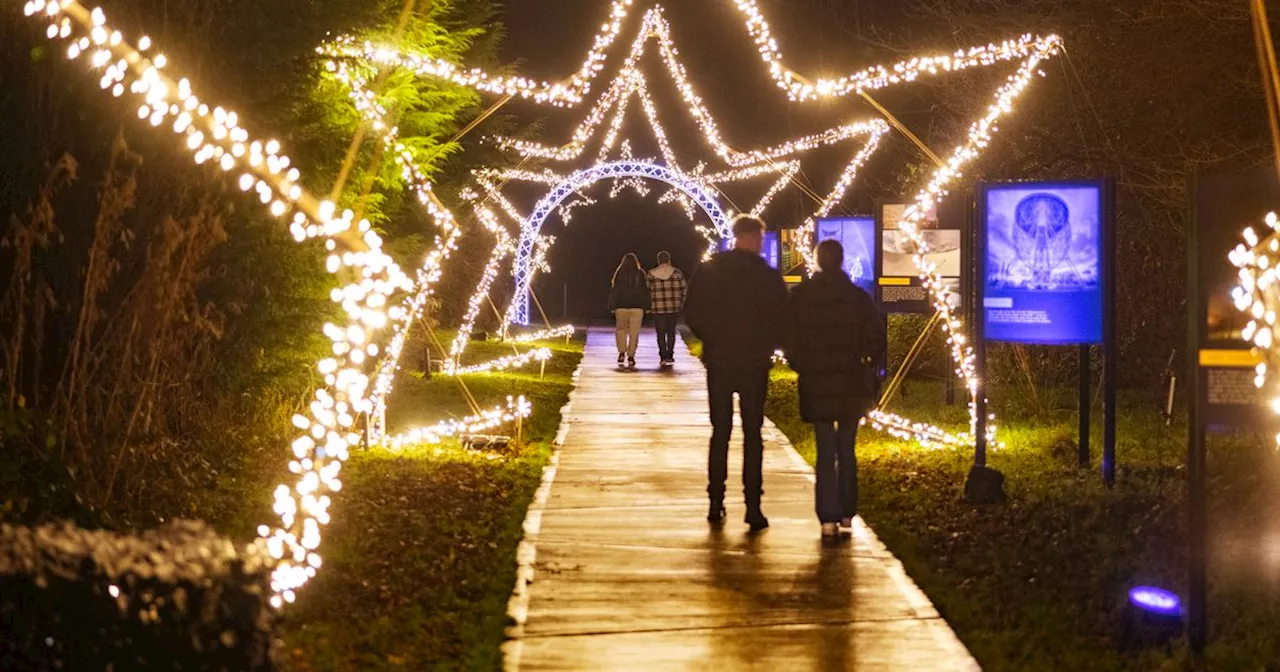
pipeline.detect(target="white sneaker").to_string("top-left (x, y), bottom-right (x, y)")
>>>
top-left (821, 523), bottom-right (839, 537)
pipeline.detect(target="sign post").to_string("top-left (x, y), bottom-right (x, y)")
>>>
top-left (974, 179), bottom-right (1115, 490)
top-left (1078, 344), bottom-right (1091, 468)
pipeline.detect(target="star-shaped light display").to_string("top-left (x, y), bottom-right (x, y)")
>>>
top-left (22, 0), bottom-right (1060, 606)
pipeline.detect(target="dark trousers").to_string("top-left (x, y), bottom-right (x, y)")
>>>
top-left (707, 365), bottom-right (769, 509)
top-left (813, 420), bottom-right (859, 523)
top-left (653, 313), bottom-right (679, 360)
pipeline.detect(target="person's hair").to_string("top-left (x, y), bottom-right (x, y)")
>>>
top-left (731, 215), bottom-right (765, 238)
top-left (657, 250), bottom-right (672, 265)
top-left (612, 253), bottom-right (645, 286)
top-left (816, 239), bottom-right (845, 274)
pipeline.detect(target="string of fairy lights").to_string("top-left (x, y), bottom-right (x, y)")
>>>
top-left (19, 0), bottom-right (444, 606)
top-left (24, 0), bottom-right (1063, 608)
top-left (1231, 212), bottom-right (1280, 447)
top-left (383, 396), bottom-right (533, 451)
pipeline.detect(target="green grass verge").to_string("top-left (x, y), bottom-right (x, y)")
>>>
top-left (278, 330), bottom-right (583, 671)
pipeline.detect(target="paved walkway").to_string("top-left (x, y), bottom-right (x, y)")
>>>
top-left (504, 327), bottom-right (978, 671)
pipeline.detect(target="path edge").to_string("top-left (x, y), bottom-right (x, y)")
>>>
top-left (501, 333), bottom-right (588, 671)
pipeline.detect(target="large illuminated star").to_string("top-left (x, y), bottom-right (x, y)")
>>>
top-left (329, 0), bottom-right (1060, 451)
top-left (321, 0), bottom-right (1062, 451)
top-left (438, 6), bottom-right (890, 330)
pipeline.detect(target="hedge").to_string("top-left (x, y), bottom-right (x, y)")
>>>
top-left (0, 520), bottom-right (276, 671)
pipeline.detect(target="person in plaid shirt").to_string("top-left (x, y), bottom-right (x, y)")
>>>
top-left (647, 251), bottom-right (689, 366)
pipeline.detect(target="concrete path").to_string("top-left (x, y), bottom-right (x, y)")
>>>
top-left (504, 327), bottom-right (979, 671)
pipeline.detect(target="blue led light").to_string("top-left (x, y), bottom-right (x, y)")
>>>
top-left (1128, 587), bottom-right (1182, 616)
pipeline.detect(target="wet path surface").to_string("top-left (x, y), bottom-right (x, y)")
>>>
top-left (504, 327), bottom-right (978, 670)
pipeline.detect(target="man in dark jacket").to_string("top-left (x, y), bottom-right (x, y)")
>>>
top-left (685, 215), bottom-right (789, 531)
top-left (786, 239), bottom-right (885, 536)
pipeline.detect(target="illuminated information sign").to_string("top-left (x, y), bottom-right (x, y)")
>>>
top-left (980, 181), bottom-right (1107, 345)
top-left (816, 216), bottom-right (877, 295)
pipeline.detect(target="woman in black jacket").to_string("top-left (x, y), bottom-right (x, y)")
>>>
top-left (786, 239), bottom-right (885, 537)
top-left (609, 253), bottom-right (650, 368)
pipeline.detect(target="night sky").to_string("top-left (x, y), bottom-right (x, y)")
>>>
top-left (490, 1), bottom-right (942, 319)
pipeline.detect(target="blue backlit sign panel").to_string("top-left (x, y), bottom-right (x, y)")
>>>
top-left (816, 216), bottom-right (877, 295)
top-left (763, 231), bottom-right (781, 269)
top-left (718, 231), bottom-right (783, 270)
top-left (980, 181), bottom-right (1107, 345)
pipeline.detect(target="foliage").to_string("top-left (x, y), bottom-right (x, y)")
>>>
top-left (0, 0), bottom-right (514, 527)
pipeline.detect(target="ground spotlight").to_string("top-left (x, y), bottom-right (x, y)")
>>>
top-left (1118, 586), bottom-right (1184, 651)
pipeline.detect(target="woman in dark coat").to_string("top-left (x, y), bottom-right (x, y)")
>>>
top-left (786, 239), bottom-right (885, 537)
top-left (609, 253), bottom-right (650, 369)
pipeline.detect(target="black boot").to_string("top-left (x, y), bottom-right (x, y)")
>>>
top-left (745, 493), bottom-right (768, 532)
top-left (707, 497), bottom-right (726, 525)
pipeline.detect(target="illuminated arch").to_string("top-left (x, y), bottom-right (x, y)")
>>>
top-left (509, 160), bottom-right (730, 325)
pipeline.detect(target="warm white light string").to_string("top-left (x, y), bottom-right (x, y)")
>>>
top-left (18, 0), bottom-right (444, 607)
top-left (382, 396), bottom-right (532, 450)
top-left (316, 0), bottom-right (638, 106)
top-left (1230, 212), bottom-right (1280, 448)
top-left (488, 8), bottom-right (890, 170)
top-left (320, 0), bottom-right (1056, 107)
top-left (558, 192), bottom-right (597, 224)
top-left (330, 63), bottom-right (467, 444)
top-left (449, 347), bottom-right (552, 377)
top-left (444, 205), bottom-right (517, 371)
top-left (771, 350), bottom-right (970, 450)
top-left (513, 325), bottom-right (577, 343)
top-left (730, 0), bottom-right (1057, 102)
top-left (888, 45), bottom-right (1057, 447)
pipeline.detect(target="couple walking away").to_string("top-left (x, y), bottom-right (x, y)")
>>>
top-left (686, 215), bottom-right (883, 537)
top-left (608, 250), bottom-right (688, 369)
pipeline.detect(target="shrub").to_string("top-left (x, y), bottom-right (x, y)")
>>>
top-left (0, 520), bottom-right (275, 671)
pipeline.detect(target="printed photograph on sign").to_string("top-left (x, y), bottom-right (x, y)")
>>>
top-left (881, 201), bottom-right (962, 279)
top-left (883, 230), bottom-right (963, 278)
top-left (882, 203), bottom-right (939, 230)
top-left (816, 216), bottom-right (877, 294)
top-left (987, 188), bottom-right (1100, 292)
top-left (982, 182), bottom-right (1105, 345)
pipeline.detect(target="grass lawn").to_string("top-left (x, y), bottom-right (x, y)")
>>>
top-left (764, 365), bottom-right (1280, 671)
top-left (277, 329), bottom-right (584, 671)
